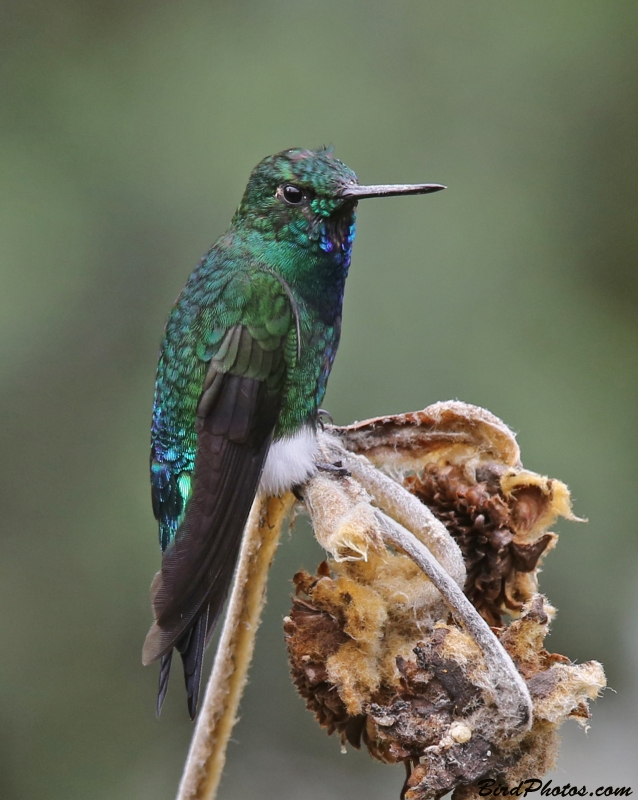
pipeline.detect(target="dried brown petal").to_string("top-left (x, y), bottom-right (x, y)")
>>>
top-left (302, 471), bottom-right (384, 562)
top-left (335, 401), bottom-right (521, 471)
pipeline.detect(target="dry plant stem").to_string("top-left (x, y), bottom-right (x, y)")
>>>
top-left (376, 509), bottom-right (533, 733)
top-left (176, 492), bottom-right (295, 800)
top-left (319, 433), bottom-right (466, 587)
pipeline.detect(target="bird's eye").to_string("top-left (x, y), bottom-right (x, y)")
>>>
top-left (282, 184), bottom-right (304, 205)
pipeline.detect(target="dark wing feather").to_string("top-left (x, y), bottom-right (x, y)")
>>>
top-left (144, 321), bottom-right (288, 718)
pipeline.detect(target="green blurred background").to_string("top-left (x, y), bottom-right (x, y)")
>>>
top-left (1, 1), bottom-right (637, 797)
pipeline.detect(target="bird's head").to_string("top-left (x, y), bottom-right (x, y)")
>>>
top-left (231, 148), bottom-right (445, 253)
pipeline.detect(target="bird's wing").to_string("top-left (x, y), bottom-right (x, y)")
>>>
top-left (143, 269), bottom-right (298, 715)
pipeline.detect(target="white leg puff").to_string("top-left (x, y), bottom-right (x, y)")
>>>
top-left (260, 426), bottom-right (318, 497)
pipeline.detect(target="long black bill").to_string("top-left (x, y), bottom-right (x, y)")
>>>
top-left (339, 182), bottom-right (446, 200)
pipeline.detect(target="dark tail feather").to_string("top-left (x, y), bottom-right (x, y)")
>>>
top-left (177, 605), bottom-right (210, 720)
top-left (156, 652), bottom-right (173, 717)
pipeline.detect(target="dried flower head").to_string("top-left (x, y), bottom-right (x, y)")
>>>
top-left (337, 401), bottom-right (576, 626)
top-left (285, 402), bottom-right (605, 800)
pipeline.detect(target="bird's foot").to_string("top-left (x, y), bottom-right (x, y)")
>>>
top-left (317, 408), bottom-right (334, 430)
top-left (292, 460), bottom-right (350, 500)
top-left (315, 460), bottom-right (350, 478)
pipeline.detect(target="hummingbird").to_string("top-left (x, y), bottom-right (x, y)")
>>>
top-left (142, 147), bottom-right (445, 718)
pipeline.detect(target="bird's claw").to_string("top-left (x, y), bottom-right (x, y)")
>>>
top-left (316, 408), bottom-right (334, 430)
top-left (315, 460), bottom-right (350, 478)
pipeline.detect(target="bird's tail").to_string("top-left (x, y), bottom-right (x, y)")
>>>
top-left (156, 651), bottom-right (173, 717)
top-left (178, 605), bottom-right (210, 720)
top-left (155, 604), bottom-right (211, 719)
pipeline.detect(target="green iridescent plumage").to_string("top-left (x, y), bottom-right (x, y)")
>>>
top-left (143, 147), bottom-right (445, 718)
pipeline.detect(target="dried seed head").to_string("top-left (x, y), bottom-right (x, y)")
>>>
top-left (287, 579), bottom-right (604, 800)
top-left (335, 401), bottom-right (578, 626)
top-left (286, 402), bottom-right (605, 800)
